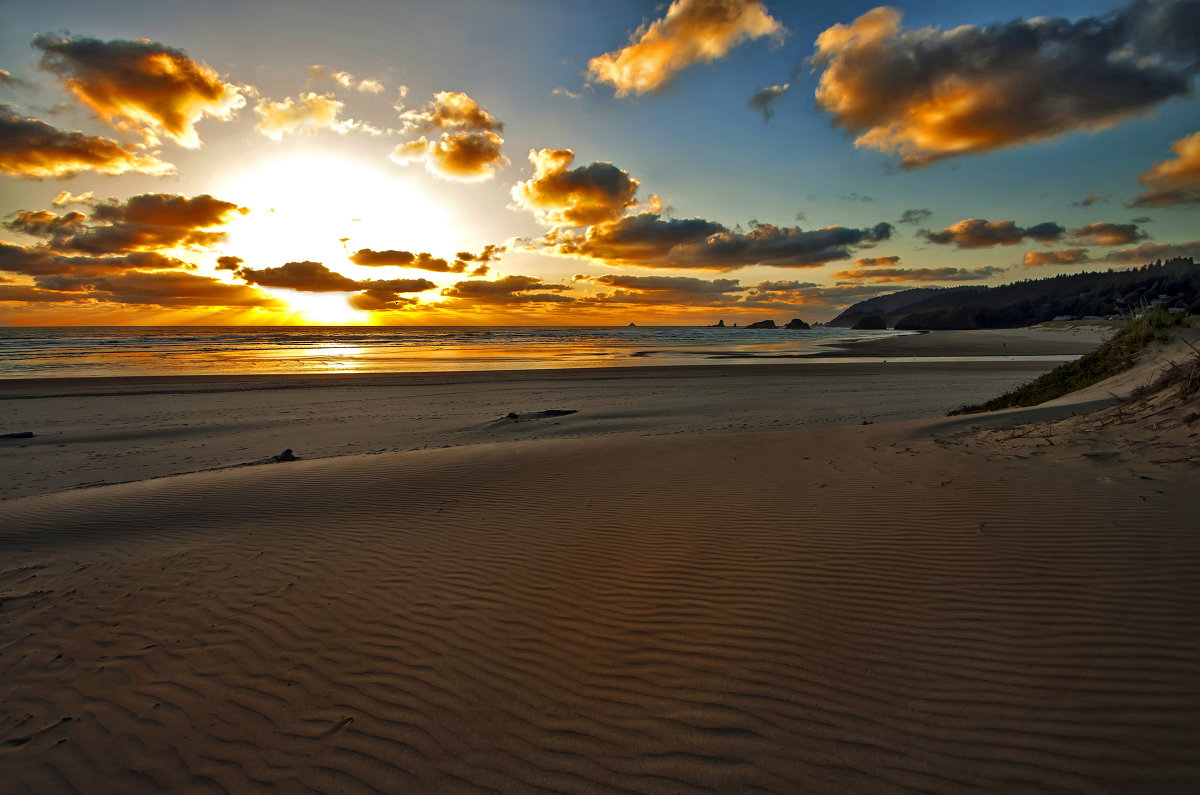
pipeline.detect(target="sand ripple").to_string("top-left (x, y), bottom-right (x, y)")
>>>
top-left (2, 429), bottom-right (1198, 791)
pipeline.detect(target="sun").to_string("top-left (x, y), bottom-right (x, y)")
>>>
top-left (212, 150), bottom-right (461, 269)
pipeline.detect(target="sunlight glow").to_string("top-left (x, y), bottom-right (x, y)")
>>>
top-left (214, 152), bottom-right (461, 269)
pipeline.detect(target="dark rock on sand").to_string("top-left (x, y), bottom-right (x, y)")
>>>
top-left (273, 449), bottom-right (297, 462)
top-left (1, 431), bottom-right (35, 439)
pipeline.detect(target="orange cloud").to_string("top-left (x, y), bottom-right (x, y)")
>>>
top-left (1023, 248), bottom-right (1091, 267)
top-left (852, 255), bottom-right (900, 267)
top-left (833, 266), bottom-right (1004, 282)
top-left (391, 91), bottom-right (507, 182)
top-left (1067, 222), bottom-right (1146, 247)
top-left (0, 244), bottom-right (194, 277)
top-left (52, 190), bottom-right (95, 206)
top-left (34, 34), bottom-right (244, 148)
top-left (1095, 240), bottom-right (1200, 264)
top-left (511, 149), bottom-right (641, 227)
top-left (1132, 130), bottom-right (1200, 207)
top-left (588, 0), bottom-right (783, 96)
top-left (399, 90), bottom-right (502, 133)
top-left (0, 107), bottom-right (174, 178)
top-left (390, 130), bottom-right (507, 182)
top-left (812, 4), bottom-right (1200, 167)
top-left (919, 218), bottom-right (1064, 248)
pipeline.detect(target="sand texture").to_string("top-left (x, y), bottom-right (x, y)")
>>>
top-left (2, 328), bottom-right (1198, 791)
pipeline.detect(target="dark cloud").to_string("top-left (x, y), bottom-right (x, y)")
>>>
top-left (33, 34), bottom-right (245, 148)
top-left (587, 0), bottom-right (784, 96)
top-left (349, 244), bottom-right (503, 274)
top-left (0, 105), bottom-right (174, 178)
top-left (7, 193), bottom-right (248, 254)
top-left (542, 212), bottom-right (892, 271)
top-left (919, 218), bottom-right (1065, 248)
top-left (840, 192), bottom-right (873, 202)
top-left (440, 275), bottom-right (574, 304)
top-left (832, 266), bottom-right (1005, 282)
top-left (1073, 194), bottom-right (1110, 207)
top-left (852, 255), bottom-right (901, 267)
top-left (0, 243), bottom-right (193, 277)
top-left (1068, 222), bottom-right (1147, 246)
top-left (215, 255), bottom-right (243, 271)
top-left (749, 83), bottom-right (789, 121)
top-left (812, 1), bottom-right (1200, 167)
top-left (1132, 130), bottom-right (1200, 207)
top-left (1095, 239), bottom-right (1200, 263)
top-left (21, 270), bottom-right (280, 306)
top-left (898, 208), bottom-right (932, 225)
top-left (233, 260), bottom-right (437, 310)
top-left (511, 149), bottom-right (641, 227)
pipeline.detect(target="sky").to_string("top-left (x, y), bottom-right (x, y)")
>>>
top-left (0, 0), bottom-right (1198, 326)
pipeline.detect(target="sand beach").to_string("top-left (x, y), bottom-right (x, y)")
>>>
top-left (2, 327), bottom-right (1198, 791)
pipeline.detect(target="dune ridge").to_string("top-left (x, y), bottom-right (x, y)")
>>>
top-left (3, 414), bottom-right (1198, 791)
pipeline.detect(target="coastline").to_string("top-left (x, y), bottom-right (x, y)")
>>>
top-left (4, 325), bottom-right (1197, 790)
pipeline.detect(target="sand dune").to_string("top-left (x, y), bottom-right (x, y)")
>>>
top-left (3, 329), bottom-right (1197, 791)
top-left (3, 411), bottom-right (1198, 790)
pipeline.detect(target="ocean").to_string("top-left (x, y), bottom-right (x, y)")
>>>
top-left (0, 325), bottom-right (895, 379)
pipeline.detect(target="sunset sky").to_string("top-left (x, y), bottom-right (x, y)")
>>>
top-left (1, 0), bottom-right (1198, 325)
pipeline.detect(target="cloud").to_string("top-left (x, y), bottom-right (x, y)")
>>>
top-left (0, 106), bottom-right (174, 178)
top-left (33, 34), bottom-right (244, 148)
top-left (19, 270), bottom-right (281, 307)
top-left (919, 218), bottom-right (1064, 248)
top-left (578, 273), bottom-right (750, 306)
top-left (1073, 194), bottom-right (1109, 207)
top-left (254, 92), bottom-right (345, 140)
top-left (8, 193), bottom-right (248, 255)
top-left (215, 255), bottom-right (243, 271)
top-left (308, 65), bottom-right (384, 94)
top-left (349, 244), bottom-right (504, 275)
top-left (52, 190), bottom-right (94, 206)
top-left (1068, 222), bottom-right (1146, 246)
top-left (389, 130), bottom-right (508, 182)
top-left (440, 274), bottom-right (574, 304)
top-left (235, 260), bottom-right (362, 292)
top-left (541, 212), bottom-right (893, 271)
top-left (398, 90), bottom-right (502, 133)
top-left (0, 70), bottom-right (33, 90)
top-left (1023, 248), bottom-right (1092, 267)
top-left (1132, 130), bottom-right (1200, 207)
top-left (587, 0), bottom-right (784, 96)
top-left (749, 83), bottom-right (789, 121)
top-left (852, 255), bottom-right (900, 267)
top-left (811, 2), bottom-right (1200, 168)
top-left (0, 244), bottom-right (194, 277)
top-left (511, 149), bottom-right (641, 227)
top-left (833, 265), bottom-right (1005, 281)
top-left (898, 208), bottom-right (932, 225)
top-left (391, 91), bottom-right (507, 181)
top-left (1094, 239), bottom-right (1200, 263)
top-left (234, 259), bottom-right (438, 304)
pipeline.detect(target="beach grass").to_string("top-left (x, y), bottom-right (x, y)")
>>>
top-left (949, 308), bottom-right (1186, 415)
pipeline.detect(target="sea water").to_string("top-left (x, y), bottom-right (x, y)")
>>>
top-left (0, 325), bottom-right (899, 379)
